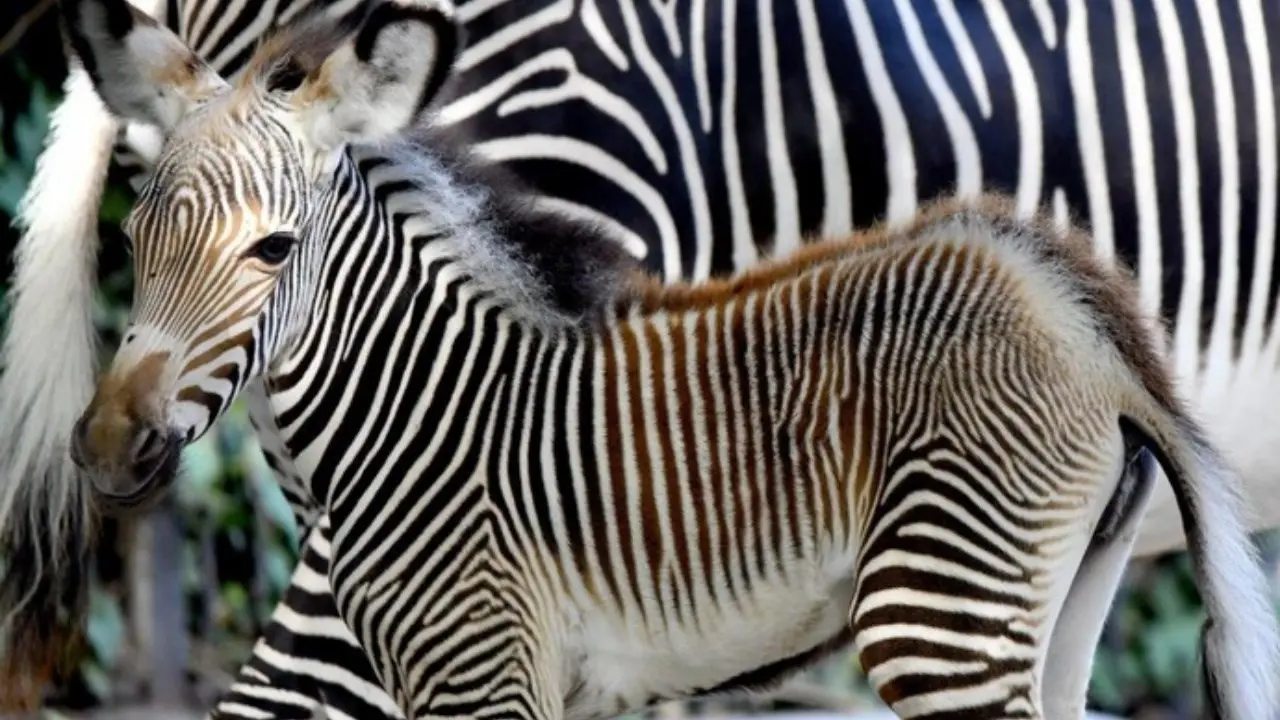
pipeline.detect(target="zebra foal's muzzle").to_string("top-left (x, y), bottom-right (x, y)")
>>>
top-left (68, 351), bottom-right (186, 516)
top-left (70, 418), bottom-right (184, 515)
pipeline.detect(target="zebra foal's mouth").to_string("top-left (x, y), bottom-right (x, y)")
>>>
top-left (70, 423), bottom-right (186, 516)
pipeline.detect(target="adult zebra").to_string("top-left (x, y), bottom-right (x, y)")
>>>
top-left (1, 0), bottom-right (1279, 716)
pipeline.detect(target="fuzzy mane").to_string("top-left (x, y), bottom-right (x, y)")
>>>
top-left (239, 3), bottom-right (371, 94)
top-left (366, 120), bottom-right (644, 328)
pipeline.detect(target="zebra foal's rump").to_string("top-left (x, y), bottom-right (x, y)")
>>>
top-left (552, 195), bottom-right (1280, 719)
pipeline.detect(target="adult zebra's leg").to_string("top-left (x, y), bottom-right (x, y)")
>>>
top-left (1041, 441), bottom-right (1159, 720)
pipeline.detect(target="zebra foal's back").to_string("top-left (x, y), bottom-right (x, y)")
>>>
top-left (535, 196), bottom-right (1275, 720)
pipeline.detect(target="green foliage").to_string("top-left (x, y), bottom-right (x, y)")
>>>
top-left (82, 587), bottom-right (128, 699)
top-left (1089, 556), bottom-right (1207, 712)
top-left (0, 61), bottom-right (53, 220)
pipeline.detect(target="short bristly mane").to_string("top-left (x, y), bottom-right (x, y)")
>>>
top-left (241, 6), bottom-right (369, 95)
top-left (619, 192), bottom-right (1178, 412)
top-left (374, 122), bottom-right (643, 329)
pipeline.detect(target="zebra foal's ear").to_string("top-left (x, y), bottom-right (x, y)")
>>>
top-left (292, 1), bottom-right (460, 151)
top-left (58, 0), bottom-right (229, 132)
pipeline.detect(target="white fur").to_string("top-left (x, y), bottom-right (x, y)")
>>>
top-left (359, 136), bottom-right (589, 333)
top-left (1186, 442), bottom-right (1280, 719)
top-left (300, 12), bottom-right (448, 153)
top-left (73, 1), bottom-right (227, 130)
top-left (1132, 365), bottom-right (1280, 558)
top-left (0, 0), bottom-right (171, 624)
top-left (0, 66), bottom-right (117, 596)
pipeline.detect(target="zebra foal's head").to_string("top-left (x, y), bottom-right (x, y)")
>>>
top-left (60, 0), bottom-right (460, 512)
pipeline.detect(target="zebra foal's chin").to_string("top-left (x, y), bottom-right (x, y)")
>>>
top-left (1, 0), bottom-right (1278, 719)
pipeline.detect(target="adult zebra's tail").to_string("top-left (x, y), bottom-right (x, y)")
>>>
top-left (0, 60), bottom-right (122, 708)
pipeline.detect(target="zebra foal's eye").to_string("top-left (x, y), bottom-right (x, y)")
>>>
top-left (247, 232), bottom-right (297, 266)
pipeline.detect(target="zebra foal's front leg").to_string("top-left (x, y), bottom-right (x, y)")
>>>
top-left (321, 535), bottom-right (567, 720)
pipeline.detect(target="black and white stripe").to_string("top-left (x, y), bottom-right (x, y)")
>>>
top-left (78, 6), bottom-right (1280, 712)
top-left (7, 1), bottom-right (1280, 718)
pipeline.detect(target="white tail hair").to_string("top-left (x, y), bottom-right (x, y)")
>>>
top-left (0, 0), bottom-right (164, 699)
top-left (1121, 391), bottom-right (1280, 719)
top-left (1181, 439), bottom-right (1280, 719)
top-left (0, 63), bottom-right (117, 701)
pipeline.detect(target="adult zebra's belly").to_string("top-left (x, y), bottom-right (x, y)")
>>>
top-left (560, 557), bottom-right (858, 720)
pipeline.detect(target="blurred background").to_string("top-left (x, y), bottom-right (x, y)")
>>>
top-left (2, 1), bottom-right (1279, 718)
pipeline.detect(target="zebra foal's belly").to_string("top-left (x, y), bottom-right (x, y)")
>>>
top-left (560, 556), bottom-right (859, 720)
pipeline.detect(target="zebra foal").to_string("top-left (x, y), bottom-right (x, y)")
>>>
top-left (5, 0), bottom-right (1279, 718)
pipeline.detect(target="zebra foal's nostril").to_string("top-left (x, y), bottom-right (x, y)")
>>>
top-left (130, 426), bottom-right (166, 466)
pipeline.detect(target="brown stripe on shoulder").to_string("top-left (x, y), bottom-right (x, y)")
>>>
top-left (618, 234), bottom-right (899, 316)
top-left (616, 194), bottom-right (1022, 316)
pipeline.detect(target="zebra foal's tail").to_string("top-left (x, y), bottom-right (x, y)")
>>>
top-left (1117, 386), bottom-right (1280, 720)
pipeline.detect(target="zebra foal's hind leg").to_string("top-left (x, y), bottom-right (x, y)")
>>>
top-left (848, 522), bottom-right (1051, 718)
top-left (845, 456), bottom-right (1129, 720)
top-left (1041, 438), bottom-right (1159, 719)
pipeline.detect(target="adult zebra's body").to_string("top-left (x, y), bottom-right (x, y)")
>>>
top-left (3, 0), bottom-right (1280, 716)
top-left (36, 3), bottom-right (1280, 720)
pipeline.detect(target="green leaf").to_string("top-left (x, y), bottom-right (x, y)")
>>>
top-left (0, 168), bottom-right (29, 218)
top-left (222, 583), bottom-right (249, 616)
top-left (12, 96), bottom-right (50, 172)
top-left (1088, 651), bottom-right (1126, 710)
top-left (1147, 564), bottom-right (1193, 620)
top-left (99, 183), bottom-right (135, 225)
top-left (255, 471), bottom-right (300, 548)
top-left (1141, 611), bottom-right (1204, 695)
top-left (179, 434), bottom-right (226, 512)
top-left (265, 544), bottom-right (295, 595)
top-left (85, 589), bottom-right (126, 667)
